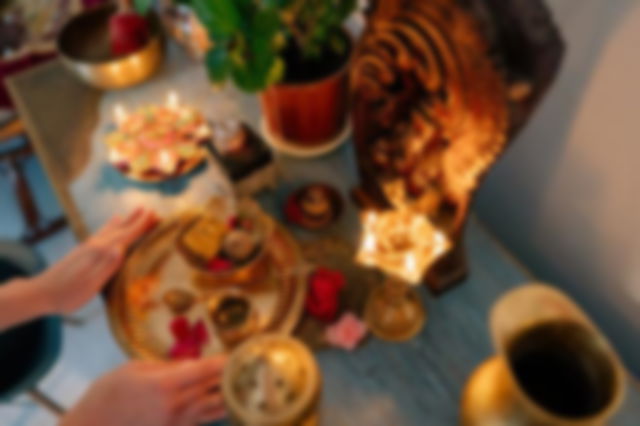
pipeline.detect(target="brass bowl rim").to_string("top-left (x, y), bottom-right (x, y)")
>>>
top-left (56, 3), bottom-right (163, 66)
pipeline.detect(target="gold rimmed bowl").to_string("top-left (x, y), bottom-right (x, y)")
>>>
top-left (57, 4), bottom-right (164, 90)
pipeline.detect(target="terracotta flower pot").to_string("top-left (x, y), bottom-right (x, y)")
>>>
top-left (260, 41), bottom-right (351, 146)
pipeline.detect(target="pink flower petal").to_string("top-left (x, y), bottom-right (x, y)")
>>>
top-left (325, 312), bottom-right (368, 351)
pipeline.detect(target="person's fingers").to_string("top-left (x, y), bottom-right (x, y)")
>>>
top-left (120, 209), bottom-right (158, 243)
top-left (100, 214), bottom-right (124, 233)
top-left (86, 245), bottom-right (125, 289)
top-left (158, 356), bottom-right (226, 392)
top-left (89, 210), bottom-right (138, 245)
top-left (176, 393), bottom-right (226, 426)
top-left (106, 209), bottom-right (158, 249)
top-left (196, 401), bottom-right (227, 425)
top-left (173, 373), bottom-right (222, 412)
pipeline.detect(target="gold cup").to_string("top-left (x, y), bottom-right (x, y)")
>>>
top-left (222, 334), bottom-right (321, 426)
top-left (461, 284), bottom-right (626, 425)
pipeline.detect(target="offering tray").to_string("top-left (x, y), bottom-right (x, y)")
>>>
top-left (107, 210), bottom-right (307, 360)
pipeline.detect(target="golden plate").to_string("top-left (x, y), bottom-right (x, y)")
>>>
top-left (106, 211), bottom-right (307, 360)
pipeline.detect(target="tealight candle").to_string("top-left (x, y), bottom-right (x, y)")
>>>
top-left (167, 91), bottom-right (179, 110)
top-left (113, 103), bottom-right (128, 125)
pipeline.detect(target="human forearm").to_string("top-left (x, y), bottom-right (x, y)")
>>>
top-left (0, 209), bottom-right (156, 332)
top-left (0, 277), bottom-right (54, 331)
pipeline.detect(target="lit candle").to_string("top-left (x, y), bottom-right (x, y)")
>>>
top-left (404, 252), bottom-right (417, 275)
top-left (159, 150), bottom-right (174, 173)
top-left (362, 234), bottom-right (376, 253)
top-left (113, 103), bottom-right (128, 125)
top-left (433, 230), bottom-right (448, 257)
top-left (167, 91), bottom-right (179, 110)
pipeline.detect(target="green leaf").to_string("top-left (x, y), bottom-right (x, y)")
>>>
top-left (265, 57), bottom-right (285, 85)
top-left (133, 0), bottom-right (155, 15)
top-left (261, 0), bottom-right (294, 7)
top-left (191, 0), bottom-right (244, 38)
top-left (231, 65), bottom-right (264, 92)
top-left (205, 45), bottom-right (231, 82)
top-left (252, 9), bottom-right (281, 37)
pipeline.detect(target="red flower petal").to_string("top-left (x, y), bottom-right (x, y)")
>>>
top-left (169, 341), bottom-right (201, 360)
top-left (192, 320), bottom-right (208, 345)
top-left (305, 267), bottom-right (345, 323)
top-left (207, 257), bottom-right (233, 272)
top-left (170, 316), bottom-right (190, 340)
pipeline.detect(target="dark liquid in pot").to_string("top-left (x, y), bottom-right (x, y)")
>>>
top-left (507, 320), bottom-right (616, 418)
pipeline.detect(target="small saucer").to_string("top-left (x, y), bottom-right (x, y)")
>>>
top-left (260, 118), bottom-right (351, 158)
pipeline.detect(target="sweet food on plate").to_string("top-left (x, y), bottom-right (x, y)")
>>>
top-left (285, 184), bottom-right (343, 230)
top-left (178, 200), bottom-right (273, 285)
top-left (105, 103), bottom-right (210, 181)
top-left (162, 288), bottom-right (195, 315)
top-left (180, 216), bottom-right (226, 264)
top-left (209, 294), bottom-right (256, 348)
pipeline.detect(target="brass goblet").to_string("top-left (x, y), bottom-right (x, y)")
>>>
top-left (357, 209), bottom-right (449, 342)
top-left (364, 273), bottom-right (426, 342)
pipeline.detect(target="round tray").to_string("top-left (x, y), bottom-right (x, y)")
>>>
top-left (106, 211), bottom-right (307, 360)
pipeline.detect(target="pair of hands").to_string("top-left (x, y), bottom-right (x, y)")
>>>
top-left (31, 208), bottom-right (227, 425)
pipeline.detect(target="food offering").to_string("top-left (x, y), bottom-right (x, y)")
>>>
top-left (106, 92), bottom-right (211, 182)
top-left (178, 200), bottom-right (273, 286)
top-left (107, 199), bottom-right (307, 359)
top-left (285, 183), bottom-right (343, 230)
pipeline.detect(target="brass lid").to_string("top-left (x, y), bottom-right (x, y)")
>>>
top-left (222, 334), bottom-right (320, 425)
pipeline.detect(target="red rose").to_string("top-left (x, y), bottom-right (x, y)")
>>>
top-left (169, 317), bottom-right (208, 360)
top-left (305, 267), bottom-right (346, 323)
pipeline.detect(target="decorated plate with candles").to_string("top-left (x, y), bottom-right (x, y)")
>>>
top-left (106, 199), bottom-right (308, 360)
top-left (106, 92), bottom-right (211, 182)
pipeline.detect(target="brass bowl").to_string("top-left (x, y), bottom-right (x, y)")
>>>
top-left (57, 5), bottom-right (164, 90)
top-left (180, 207), bottom-right (276, 288)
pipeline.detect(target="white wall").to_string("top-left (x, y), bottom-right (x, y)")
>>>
top-left (476, 0), bottom-right (640, 377)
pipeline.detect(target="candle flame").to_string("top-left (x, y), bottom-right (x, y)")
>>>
top-left (362, 233), bottom-right (376, 252)
top-left (356, 208), bottom-right (452, 284)
top-left (113, 104), bottom-right (128, 125)
top-left (404, 252), bottom-right (416, 273)
top-left (167, 91), bottom-right (179, 109)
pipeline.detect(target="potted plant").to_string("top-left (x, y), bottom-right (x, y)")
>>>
top-left (149, 0), bottom-right (355, 147)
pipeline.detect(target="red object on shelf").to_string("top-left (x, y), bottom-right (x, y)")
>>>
top-left (109, 12), bottom-right (150, 56)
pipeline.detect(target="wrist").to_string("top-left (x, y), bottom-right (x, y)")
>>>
top-left (19, 275), bottom-right (57, 317)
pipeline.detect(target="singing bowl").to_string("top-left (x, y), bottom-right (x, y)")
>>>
top-left (57, 5), bottom-right (164, 90)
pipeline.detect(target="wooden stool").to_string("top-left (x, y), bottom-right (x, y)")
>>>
top-left (0, 114), bottom-right (66, 244)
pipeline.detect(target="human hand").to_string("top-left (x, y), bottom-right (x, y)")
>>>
top-left (61, 357), bottom-right (226, 426)
top-left (33, 208), bottom-right (158, 315)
